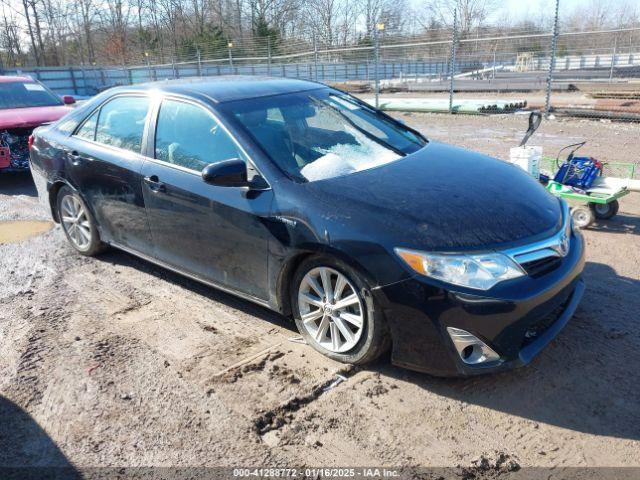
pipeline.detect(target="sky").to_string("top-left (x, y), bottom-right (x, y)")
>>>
top-left (493, 0), bottom-right (629, 23)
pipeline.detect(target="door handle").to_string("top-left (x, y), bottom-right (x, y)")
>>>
top-left (144, 175), bottom-right (166, 193)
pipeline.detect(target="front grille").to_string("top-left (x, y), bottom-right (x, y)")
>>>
top-left (520, 255), bottom-right (562, 278)
top-left (521, 296), bottom-right (570, 348)
top-left (1, 130), bottom-right (31, 169)
top-left (505, 201), bottom-right (571, 280)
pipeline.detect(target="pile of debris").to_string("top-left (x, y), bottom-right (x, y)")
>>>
top-left (362, 97), bottom-right (527, 114)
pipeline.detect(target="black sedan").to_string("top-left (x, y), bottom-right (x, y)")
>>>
top-left (29, 77), bottom-right (585, 376)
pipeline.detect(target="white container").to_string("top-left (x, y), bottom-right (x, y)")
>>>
top-left (509, 146), bottom-right (542, 179)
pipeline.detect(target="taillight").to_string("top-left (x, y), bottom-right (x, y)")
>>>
top-left (28, 135), bottom-right (34, 151)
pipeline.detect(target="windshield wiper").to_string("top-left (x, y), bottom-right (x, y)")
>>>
top-left (308, 96), bottom-right (406, 157)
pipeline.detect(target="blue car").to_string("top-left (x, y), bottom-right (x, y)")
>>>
top-left (29, 77), bottom-right (585, 376)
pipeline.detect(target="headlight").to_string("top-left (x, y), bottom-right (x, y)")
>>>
top-left (394, 248), bottom-right (525, 290)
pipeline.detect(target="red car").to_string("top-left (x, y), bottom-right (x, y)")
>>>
top-left (0, 75), bottom-right (75, 172)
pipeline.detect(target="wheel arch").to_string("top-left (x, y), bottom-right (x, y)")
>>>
top-left (275, 245), bottom-right (380, 318)
top-left (48, 180), bottom-right (97, 228)
top-left (49, 180), bottom-right (72, 223)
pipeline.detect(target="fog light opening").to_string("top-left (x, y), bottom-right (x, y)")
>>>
top-left (462, 345), bottom-right (474, 360)
top-left (447, 327), bottom-right (502, 366)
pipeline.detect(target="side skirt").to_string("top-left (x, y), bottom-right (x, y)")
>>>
top-left (108, 241), bottom-right (273, 310)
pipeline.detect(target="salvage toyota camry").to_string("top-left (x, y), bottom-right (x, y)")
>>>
top-left (29, 77), bottom-right (585, 376)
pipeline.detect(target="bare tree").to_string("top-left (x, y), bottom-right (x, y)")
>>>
top-left (0, 6), bottom-right (23, 66)
top-left (426, 0), bottom-right (501, 35)
top-left (98, 0), bottom-right (133, 63)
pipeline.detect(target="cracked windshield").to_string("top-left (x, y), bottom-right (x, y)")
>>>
top-left (226, 90), bottom-right (426, 182)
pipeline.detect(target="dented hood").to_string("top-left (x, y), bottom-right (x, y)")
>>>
top-left (0, 105), bottom-right (72, 130)
top-left (305, 142), bottom-right (562, 251)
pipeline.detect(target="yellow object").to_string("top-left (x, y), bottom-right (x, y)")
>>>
top-left (396, 249), bottom-right (427, 275)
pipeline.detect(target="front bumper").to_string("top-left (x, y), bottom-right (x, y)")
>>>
top-left (373, 230), bottom-right (586, 376)
top-left (0, 135), bottom-right (31, 172)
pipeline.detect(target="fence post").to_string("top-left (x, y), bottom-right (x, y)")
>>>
top-left (197, 48), bottom-right (202, 76)
top-left (609, 36), bottom-right (618, 83)
top-left (172, 56), bottom-right (177, 79)
top-left (449, 8), bottom-right (458, 114)
top-left (92, 66), bottom-right (99, 91)
top-left (69, 67), bottom-right (78, 94)
top-left (80, 65), bottom-right (86, 94)
top-left (313, 35), bottom-right (319, 82)
top-left (374, 23), bottom-right (384, 108)
top-left (267, 38), bottom-right (272, 75)
top-left (145, 53), bottom-right (152, 81)
top-left (544, 0), bottom-right (560, 117)
top-left (228, 42), bottom-right (234, 68)
top-left (492, 47), bottom-right (497, 82)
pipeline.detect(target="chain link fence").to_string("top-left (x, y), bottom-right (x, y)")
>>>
top-left (3, 24), bottom-right (640, 121)
top-left (2, 19), bottom-right (640, 177)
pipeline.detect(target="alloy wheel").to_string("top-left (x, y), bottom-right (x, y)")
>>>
top-left (60, 194), bottom-right (92, 250)
top-left (297, 267), bottom-right (365, 353)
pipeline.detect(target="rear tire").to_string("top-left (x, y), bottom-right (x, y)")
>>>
top-left (57, 186), bottom-right (106, 256)
top-left (590, 200), bottom-right (619, 220)
top-left (291, 255), bottom-right (390, 365)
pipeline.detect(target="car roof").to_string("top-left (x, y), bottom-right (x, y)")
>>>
top-left (0, 75), bottom-right (35, 83)
top-left (110, 76), bottom-right (326, 103)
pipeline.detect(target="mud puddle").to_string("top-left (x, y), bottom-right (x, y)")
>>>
top-left (0, 220), bottom-right (54, 244)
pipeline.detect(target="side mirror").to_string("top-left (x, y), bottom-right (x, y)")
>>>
top-left (62, 95), bottom-right (76, 105)
top-left (202, 159), bottom-right (249, 187)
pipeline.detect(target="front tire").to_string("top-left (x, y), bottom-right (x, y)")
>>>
top-left (57, 186), bottom-right (106, 256)
top-left (571, 205), bottom-right (594, 229)
top-left (291, 255), bottom-right (390, 365)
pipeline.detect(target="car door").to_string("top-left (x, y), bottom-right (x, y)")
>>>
top-left (66, 95), bottom-right (153, 255)
top-left (140, 97), bottom-right (273, 301)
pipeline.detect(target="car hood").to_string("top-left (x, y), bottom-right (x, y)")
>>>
top-left (0, 105), bottom-right (72, 130)
top-left (303, 142), bottom-right (562, 251)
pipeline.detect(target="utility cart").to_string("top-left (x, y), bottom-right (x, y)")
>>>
top-left (511, 112), bottom-right (633, 229)
top-left (545, 180), bottom-right (630, 228)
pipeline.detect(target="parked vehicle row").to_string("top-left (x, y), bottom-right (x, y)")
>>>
top-left (29, 77), bottom-right (585, 376)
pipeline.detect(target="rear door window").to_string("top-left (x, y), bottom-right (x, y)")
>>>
top-left (154, 99), bottom-right (243, 172)
top-left (94, 96), bottom-right (150, 153)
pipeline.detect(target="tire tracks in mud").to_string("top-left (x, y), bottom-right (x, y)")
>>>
top-left (9, 273), bottom-right (72, 409)
top-left (253, 365), bottom-right (355, 437)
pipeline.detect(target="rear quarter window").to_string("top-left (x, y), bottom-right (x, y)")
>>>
top-left (74, 111), bottom-right (99, 141)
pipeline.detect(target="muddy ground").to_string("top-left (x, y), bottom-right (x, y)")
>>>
top-left (1, 114), bottom-right (639, 478)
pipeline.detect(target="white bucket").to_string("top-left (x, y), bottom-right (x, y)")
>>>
top-left (509, 146), bottom-right (542, 180)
